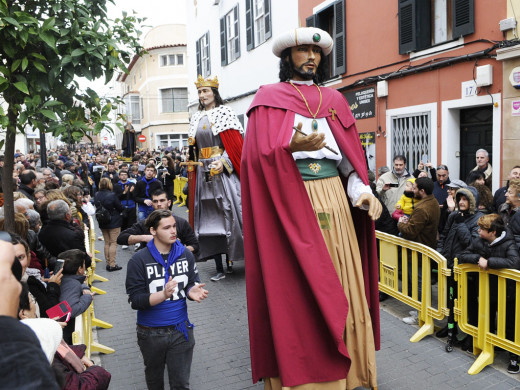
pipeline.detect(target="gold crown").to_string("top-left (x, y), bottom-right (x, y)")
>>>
top-left (195, 75), bottom-right (219, 89)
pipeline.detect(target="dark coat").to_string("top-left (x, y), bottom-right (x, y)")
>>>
top-left (94, 189), bottom-right (123, 229)
top-left (134, 178), bottom-right (163, 205)
top-left (498, 202), bottom-right (520, 249)
top-left (437, 187), bottom-right (483, 268)
top-left (0, 316), bottom-right (59, 389)
top-left (27, 275), bottom-right (61, 318)
top-left (39, 220), bottom-right (86, 257)
top-left (433, 178), bottom-right (450, 205)
top-left (398, 194), bottom-right (440, 248)
top-left (493, 184), bottom-right (507, 212)
top-left (459, 232), bottom-right (520, 270)
top-left (18, 184), bottom-right (35, 201)
top-left (52, 344), bottom-right (111, 390)
top-left (117, 215), bottom-right (200, 257)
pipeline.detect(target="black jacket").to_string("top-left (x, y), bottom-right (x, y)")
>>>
top-left (437, 187), bottom-right (483, 268)
top-left (134, 178), bottom-right (163, 206)
top-left (27, 275), bottom-right (61, 318)
top-left (18, 184), bottom-right (35, 201)
top-left (0, 316), bottom-right (59, 389)
top-left (459, 232), bottom-right (520, 270)
top-left (117, 215), bottom-right (200, 257)
top-left (27, 229), bottom-right (57, 270)
top-left (94, 189), bottom-right (123, 229)
top-left (39, 219), bottom-right (86, 257)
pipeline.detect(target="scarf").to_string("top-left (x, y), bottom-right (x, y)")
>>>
top-left (141, 176), bottom-right (157, 198)
top-left (145, 239), bottom-right (192, 340)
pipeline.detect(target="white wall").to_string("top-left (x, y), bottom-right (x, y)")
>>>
top-left (187, 0), bottom-right (299, 122)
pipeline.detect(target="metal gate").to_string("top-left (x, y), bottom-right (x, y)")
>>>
top-left (392, 112), bottom-right (431, 171)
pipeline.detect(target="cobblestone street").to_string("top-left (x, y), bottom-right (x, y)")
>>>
top-left (90, 208), bottom-right (520, 389)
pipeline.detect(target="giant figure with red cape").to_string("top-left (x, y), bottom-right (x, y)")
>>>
top-left (241, 27), bottom-right (383, 390)
top-left (188, 75), bottom-right (244, 281)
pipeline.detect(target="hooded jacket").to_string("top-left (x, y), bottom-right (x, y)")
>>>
top-left (376, 169), bottom-right (412, 214)
top-left (437, 187), bottom-right (483, 268)
top-left (395, 177), bottom-right (421, 215)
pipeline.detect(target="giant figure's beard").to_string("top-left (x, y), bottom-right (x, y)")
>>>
top-left (293, 63), bottom-right (316, 80)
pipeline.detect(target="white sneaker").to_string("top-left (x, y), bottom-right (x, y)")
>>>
top-left (211, 273), bottom-right (226, 281)
top-left (409, 310), bottom-right (418, 317)
top-left (121, 245), bottom-right (128, 250)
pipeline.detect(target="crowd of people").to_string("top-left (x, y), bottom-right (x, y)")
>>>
top-left (1, 24), bottom-right (519, 389)
top-left (373, 151), bottom-right (520, 374)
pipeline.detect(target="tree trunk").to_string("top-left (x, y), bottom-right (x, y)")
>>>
top-left (2, 107), bottom-right (18, 233)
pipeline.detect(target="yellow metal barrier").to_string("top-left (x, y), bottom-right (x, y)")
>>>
top-left (72, 303), bottom-right (115, 358)
top-left (177, 177), bottom-right (188, 207)
top-left (173, 176), bottom-right (182, 204)
top-left (376, 231), bottom-right (450, 342)
top-left (453, 260), bottom-right (520, 374)
top-left (85, 222), bottom-right (107, 295)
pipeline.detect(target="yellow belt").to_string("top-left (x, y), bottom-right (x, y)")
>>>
top-left (199, 146), bottom-right (224, 159)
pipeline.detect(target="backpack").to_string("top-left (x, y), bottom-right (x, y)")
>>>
top-left (95, 202), bottom-right (111, 226)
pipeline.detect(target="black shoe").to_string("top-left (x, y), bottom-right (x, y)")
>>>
top-left (436, 325), bottom-right (450, 338)
top-left (508, 356), bottom-right (519, 374)
top-left (107, 265), bottom-right (123, 272)
top-left (461, 336), bottom-right (473, 354)
top-left (379, 292), bottom-right (388, 302)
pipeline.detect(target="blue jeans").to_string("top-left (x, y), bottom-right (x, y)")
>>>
top-left (136, 324), bottom-right (195, 390)
top-left (138, 206), bottom-right (153, 221)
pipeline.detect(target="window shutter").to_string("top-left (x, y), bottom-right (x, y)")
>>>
top-left (220, 17), bottom-right (227, 66)
top-left (264, 0), bottom-right (272, 40)
top-left (398, 0), bottom-right (415, 54)
top-left (306, 15), bottom-right (315, 27)
top-left (206, 32), bottom-right (211, 76)
top-left (333, 0), bottom-right (346, 76)
top-left (234, 5), bottom-right (241, 59)
top-left (196, 38), bottom-right (201, 76)
top-left (245, 0), bottom-right (254, 51)
top-left (452, 0), bottom-right (474, 38)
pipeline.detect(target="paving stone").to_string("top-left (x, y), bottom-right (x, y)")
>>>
top-left (88, 210), bottom-right (520, 389)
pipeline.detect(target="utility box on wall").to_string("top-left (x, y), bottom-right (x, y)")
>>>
top-left (476, 64), bottom-right (493, 87)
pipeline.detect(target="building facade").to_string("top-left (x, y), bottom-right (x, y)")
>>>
top-left (117, 24), bottom-right (190, 151)
top-left (297, 0), bottom-right (519, 191)
top-left (186, 0), bottom-right (299, 122)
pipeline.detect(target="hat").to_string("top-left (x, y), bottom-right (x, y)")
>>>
top-left (272, 27), bottom-right (333, 57)
top-left (447, 179), bottom-right (467, 189)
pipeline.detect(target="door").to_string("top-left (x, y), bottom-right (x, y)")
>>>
top-left (459, 106), bottom-right (493, 182)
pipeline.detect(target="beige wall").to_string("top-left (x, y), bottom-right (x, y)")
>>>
top-left (120, 25), bottom-right (189, 151)
top-left (501, 4), bottom-right (520, 186)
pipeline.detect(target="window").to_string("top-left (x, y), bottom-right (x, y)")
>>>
top-left (125, 95), bottom-right (141, 125)
top-left (220, 5), bottom-right (240, 65)
top-left (158, 133), bottom-right (189, 149)
top-left (160, 88), bottom-right (188, 113)
top-left (160, 54), bottom-right (184, 67)
top-left (196, 32), bottom-right (211, 77)
top-left (245, 0), bottom-right (271, 51)
top-left (306, 0), bottom-right (346, 79)
top-left (398, 0), bottom-right (474, 54)
top-left (392, 113), bottom-right (431, 171)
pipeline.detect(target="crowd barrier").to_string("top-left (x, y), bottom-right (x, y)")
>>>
top-left (453, 260), bottom-right (520, 374)
top-left (377, 230), bottom-right (520, 375)
top-left (173, 176), bottom-right (188, 207)
top-left (71, 217), bottom-right (115, 358)
top-left (376, 231), bottom-right (450, 343)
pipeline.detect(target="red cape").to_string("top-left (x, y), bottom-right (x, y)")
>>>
top-left (241, 82), bottom-right (380, 386)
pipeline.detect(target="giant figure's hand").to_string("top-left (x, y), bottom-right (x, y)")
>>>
top-left (355, 193), bottom-right (382, 221)
top-left (289, 122), bottom-right (326, 153)
top-left (0, 240), bottom-right (21, 318)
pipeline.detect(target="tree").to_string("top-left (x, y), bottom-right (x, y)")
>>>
top-left (0, 0), bottom-right (144, 231)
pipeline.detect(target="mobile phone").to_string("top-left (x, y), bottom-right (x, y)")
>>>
top-left (421, 154), bottom-right (428, 165)
top-left (46, 301), bottom-right (72, 322)
top-left (54, 259), bottom-right (65, 274)
top-left (388, 183), bottom-right (399, 188)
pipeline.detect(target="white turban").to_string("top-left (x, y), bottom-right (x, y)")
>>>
top-left (272, 27), bottom-right (333, 57)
